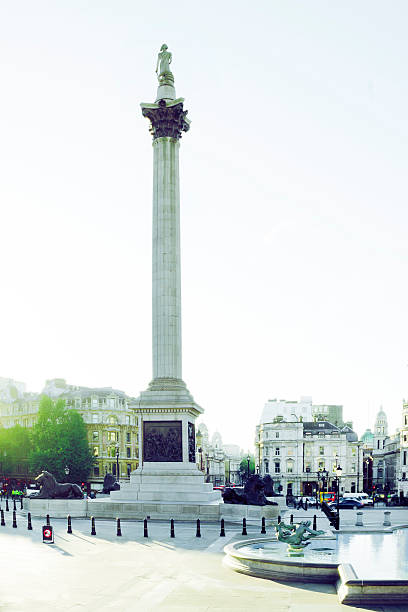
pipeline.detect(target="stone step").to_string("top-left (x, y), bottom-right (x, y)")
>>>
top-left (129, 474), bottom-right (207, 485)
top-left (114, 482), bottom-right (214, 493)
top-left (110, 490), bottom-right (221, 503)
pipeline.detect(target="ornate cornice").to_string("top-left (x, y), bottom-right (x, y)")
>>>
top-left (142, 99), bottom-right (190, 140)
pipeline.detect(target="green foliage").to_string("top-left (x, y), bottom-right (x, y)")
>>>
top-left (239, 455), bottom-right (256, 481)
top-left (29, 395), bottom-right (94, 483)
top-left (0, 425), bottom-right (32, 475)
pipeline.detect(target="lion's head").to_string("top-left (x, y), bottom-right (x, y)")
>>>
top-left (35, 471), bottom-right (56, 494)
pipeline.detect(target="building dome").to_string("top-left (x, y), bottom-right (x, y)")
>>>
top-left (374, 406), bottom-right (388, 436)
top-left (211, 431), bottom-right (223, 449)
top-left (361, 428), bottom-right (374, 446)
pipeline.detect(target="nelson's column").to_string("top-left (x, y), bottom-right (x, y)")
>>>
top-left (110, 45), bottom-right (220, 508)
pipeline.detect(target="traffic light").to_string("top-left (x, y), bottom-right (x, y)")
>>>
top-left (42, 525), bottom-right (54, 544)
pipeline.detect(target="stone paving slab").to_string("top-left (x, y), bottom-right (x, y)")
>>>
top-left (1, 510), bottom-right (408, 610)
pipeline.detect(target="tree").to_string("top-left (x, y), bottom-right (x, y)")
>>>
top-left (29, 395), bottom-right (94, 483)
top-left (0, 425), bottom-right (32, 477)
top-left (239, 455), bottom-right (256, 483)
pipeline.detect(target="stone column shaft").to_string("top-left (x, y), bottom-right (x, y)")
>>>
top-left (152, 136), bottom-right (182, 380)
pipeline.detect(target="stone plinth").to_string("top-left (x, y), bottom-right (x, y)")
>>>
top-left (25, 498), bottom-right (88, 518)
top-left (24, 497), bottom-right (279, 522)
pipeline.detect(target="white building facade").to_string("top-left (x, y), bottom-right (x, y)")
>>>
top-left (256, 398), bottom-right (362, 497)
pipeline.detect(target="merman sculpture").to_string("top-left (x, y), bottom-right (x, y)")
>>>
top-left (275, 520), bottom-right (324, 557)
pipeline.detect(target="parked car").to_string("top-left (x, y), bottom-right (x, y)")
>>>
top-left (328, 498), bottom-right (364, 510)
top-left (347, 493), bottom-right (373, 506)
top-left (303, 496), bottom-right (317, 507)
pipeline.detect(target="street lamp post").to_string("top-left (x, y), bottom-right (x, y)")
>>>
top-left (247, 454), bottom-right (250, 480)
top-left (317, 468), bottom-right (328, 506)
top-left (335, 465), bottom-right (343, 529)
top-left (115, 443), bottom-right (120, 481)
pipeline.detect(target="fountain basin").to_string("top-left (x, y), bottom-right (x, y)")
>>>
top-left (223, 536), bottom-right (338, 583)
top-left (224, 532), bottom-right (408, 604)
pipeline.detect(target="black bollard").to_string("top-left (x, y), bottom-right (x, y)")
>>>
top-left (242, 518), bottom-right (247, 536)
top-left (313, 514), bottom-right (317, 531)
top-left (46, 514), bottom-right (50, 526)
top-left (13, 498), bottom-right (16, 511)
top-left (12, 510), bottom-right (17, 528)
top-left (143, 518), bottom-right (148, 538)
top-left (196, 519), bottom-right (201, 538)
top-left (5, 498), bottom-right (9, 512)
top-left (20, 496), bottom-right (23, 510)
top-left (278, 515), bottom-right (281, 524)
top-left (67, 515), bottom-right (72, 534)
top-left (91, 516), bottom-right (96, 536)
top-left (1, 509), bottom-right (5, 526)
top-left (27, 512), bottom-right (33, 531)
top-left (116, 518), bottom-right (122, 537)
top-left (220, 518), bottom-right (225, 537)
top-left (261, 517), bottom-right (266, 534)
top-left (290, 514), bottom-right (294, 524)
top-left (170, 518), bottom-right (175, 538)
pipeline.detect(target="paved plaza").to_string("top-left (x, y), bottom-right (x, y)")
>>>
top-left (1, 506), bottom-right (408, 611)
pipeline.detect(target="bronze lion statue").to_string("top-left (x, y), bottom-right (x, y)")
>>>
top-left (31, 470), bottom-right (84, 499)
top-left (223, 474), bottom-right (278, 506)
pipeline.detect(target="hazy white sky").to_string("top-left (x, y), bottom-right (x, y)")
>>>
top-left (1, 1), bottom-right (407, 451)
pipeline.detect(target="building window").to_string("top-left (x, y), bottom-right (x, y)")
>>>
top-left (287, 460), bottom-right (294, 473)
top-left (127, 464), bottom-right (131, 476)
top-left (94, 466), bottom-right (100, 477)
top-left (264, 447), bottom-right (269, 456)
top-left (265, 432), bottom-right (268, 439)
top-left (276, 432), bottom-right (279, 438)
top-left (126, 415), bottom-right (130, 425)
top-left (377, 440), bottom-right (380, 449)
top-left (287, 448), bottom-right (293, 456)
top-left (108, 416), bottom-right (118, 425)
top-left (318, 461), bottom-right (325, 470)
top-left (264, 460), bottom-right (269, 473)
top-left (108, 432), bottom-right (117, 442)
top-left (405, 415), bottom-right (408, 426)
top-left (92, 414), bottom-right (99, 424)
top-left (404, 435), bottom-right (407, 443)
top-left (93, 431), bottom-right (99, 441)
top-left (274, 462), bottom-right (280, 474)
top-left (351, 482), bottom-right (356, 493)
top-left (275, 447), bottom-right (280, 456)
top-left (305, 462), bottom-right (311, 473)
top-left (126, 432), bottom-right (131, 443)
top-left (93, 447), bottom-right (99, 456)
top-left (404, 451), bottom-right (407, 466)
top-left (351, 447), bottom-right (356, 456)
top-left (351, 463), bottom-right (356, 473)
top-left (319, 446), bottom-right (324, 455)
top-left (126, 447), bottom-right (131, 458)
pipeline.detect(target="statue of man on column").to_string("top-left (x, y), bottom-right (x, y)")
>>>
top-left (156, 44), bottom-right (174, 83)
